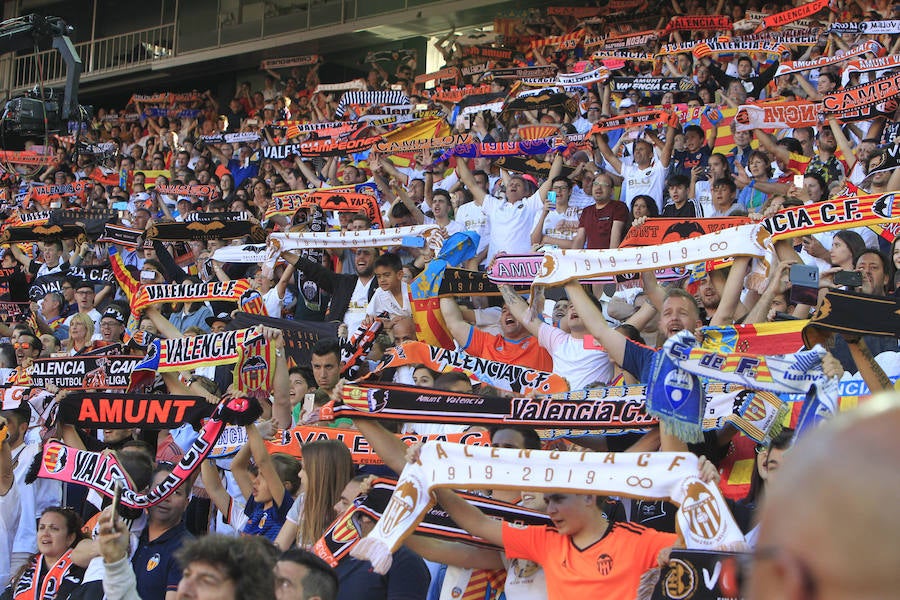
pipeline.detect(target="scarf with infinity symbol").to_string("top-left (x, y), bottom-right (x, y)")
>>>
top-left (350, 443), bottom-right (745, 574)
top-left (29, 395), bottom-right (261, 508)
top-left (662, 330), bottom-right (839, 438)
top-left (316, 477), bottom-right (552, 567)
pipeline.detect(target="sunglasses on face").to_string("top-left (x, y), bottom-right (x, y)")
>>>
top-left (14, 342), bottom-right (31, 350)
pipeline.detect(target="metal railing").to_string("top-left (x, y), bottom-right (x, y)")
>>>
top-left (10, 23), bottom-right (175, 93)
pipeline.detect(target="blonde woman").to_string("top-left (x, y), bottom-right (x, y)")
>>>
top-left (65, 312), bottom-right (96, 355)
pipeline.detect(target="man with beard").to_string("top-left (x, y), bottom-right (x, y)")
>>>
top-left (281, 248), bottom-right (378, 334)
top-left (131, 465), bottom-right (194, 600)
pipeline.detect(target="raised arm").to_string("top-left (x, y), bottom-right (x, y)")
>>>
top-left (565, 281), bottom-right (627, 365)
top-left (455, 158), bottom-right (487, 205)
top-left (432, 487), bottom-right (504, 547)
top-left (498, 284), bottom-right (543, 337)
top-left (246, 422), bottom-right (288, 507)
top-left (439, 297), bottom-right (475, 347)
top-left (594, 132), bottom-right (623, 174)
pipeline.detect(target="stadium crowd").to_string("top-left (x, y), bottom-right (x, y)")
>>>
top-left (0, 0), bottom-right (899, 599)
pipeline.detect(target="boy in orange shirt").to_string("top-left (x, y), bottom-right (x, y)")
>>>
top-left (432, 457), bottom-right (720, 599)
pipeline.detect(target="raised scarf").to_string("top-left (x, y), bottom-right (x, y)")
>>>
top-left (611, 77), bottom-right (695, 94)
top-left (435, 138), bottom-right (568, 163)
top-left (487, 254), bottom-right (689, 285)
top-left (233, 336), bottom-right (276, 399)
top-left (827, 20), bottom-right (900, 34)
top-left (774, 41), bottom-right (884, 77)
top-left (350, 443), bottom-right (745, 574)
top-left (532, 223), bottom-right (769, 288)
top-left (265, 426), bottom-right (491, 464)
top-left (55, 391), bottom-right (214, 429)
top-left (97, 224), bottom-right (142, 248)
top-left (30, 395), bottom-right (261, 508)
top-left (735, 100), bottom-right (820, 131)
top-left (144, 221), bottom-right (267, 242)
top-left (27, 356), bottom-right (141, 390)
top-left (267, 182), bottom-right (378, 220)
top-left (0, 150), bottom-right (54, 165)
top-left (295, 190), bottom-right (385, 229)
top-left (588, 110), bottom-right (673, 135)
top-left (315, 477), bottom-right (551, 567)
top-left (228, 311), bottom-right (339, 368)
top-left (335, 91), bottom-right (409, 118)
top-left (265, 225), bottom-right (444, 256)
top-left (666, 15), bottom-right (732, 31)
top-left (130, 280), bottom-right (252, 316)
top-left (762, 193), bottom-right (900, 239)
top-left (521, 67), bottom-right (610, 88)
top-left (127, 326), bottom-right (265, 392)
top-left (330, 382), bottom-right (654, 428)
top-left (801, 289), bottom-right (900, 348)
top-left (663, 330), bottom-right (839, 437)
top-left (12, 550), bottom-right (79, 600)
top-left (702, 388), bottom-right (789, 445)
top-left (0, 224), bottom-right (87, 245)
top-left (260, 55), bottom-right (319, 69)
top-left (619, 217), bottom-right (750, 248)
top-left (822, 73), bottom-right (900, 114)
top-left (211, 243), bottom-right (269, 264)
top-left (155, 183), bottom-right (220, 199)
top-left (754, 0), bottom-right (830, 32)
top-left (701, 321), bottom-right (806, 355)
top-left (374, 342), bottom-right (570, 395)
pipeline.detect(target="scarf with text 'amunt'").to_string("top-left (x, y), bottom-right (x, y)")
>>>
top-left (774, 41), bottom-right (884, 77)
top-left (265, 426), bottom-right (491, 465)
top-left (350, 443), bottom-right (745, 574)
top-left (374, 342), bottom-right (570, 395)
top-left (30, 395), bottom-right (261, 508)
top-left (54, 392), bottom-right (214, 429)
top-left (662, 330), bottom-right (839, 438)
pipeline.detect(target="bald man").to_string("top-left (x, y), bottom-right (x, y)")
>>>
top-left (748, 394), bottom-right (900, 600)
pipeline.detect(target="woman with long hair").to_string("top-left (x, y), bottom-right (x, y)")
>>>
top-left (274, 439), bottom-right (355, 550)
top-left (65, 313), bottom-right (95, 355)
top-left (829, 230), bottom-right (866, 271)
top-left (736, 149), bottom-right (774, 214)
top-left (2, 507), bottom-right (86, 599)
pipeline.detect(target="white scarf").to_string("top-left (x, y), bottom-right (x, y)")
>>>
top-left (350, 443), bottom-right (746, 574)
top-left (266, 225), bottom-right (445, 261)
top-left (532, 223), bottom-right (770, 287)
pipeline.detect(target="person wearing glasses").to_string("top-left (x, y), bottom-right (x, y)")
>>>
top-left (63, 281), bottom-right (103, 330)
top-left (12, 334), bottom-right (41, 367)
top-left (531, 177), bottom-right (582, 250)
